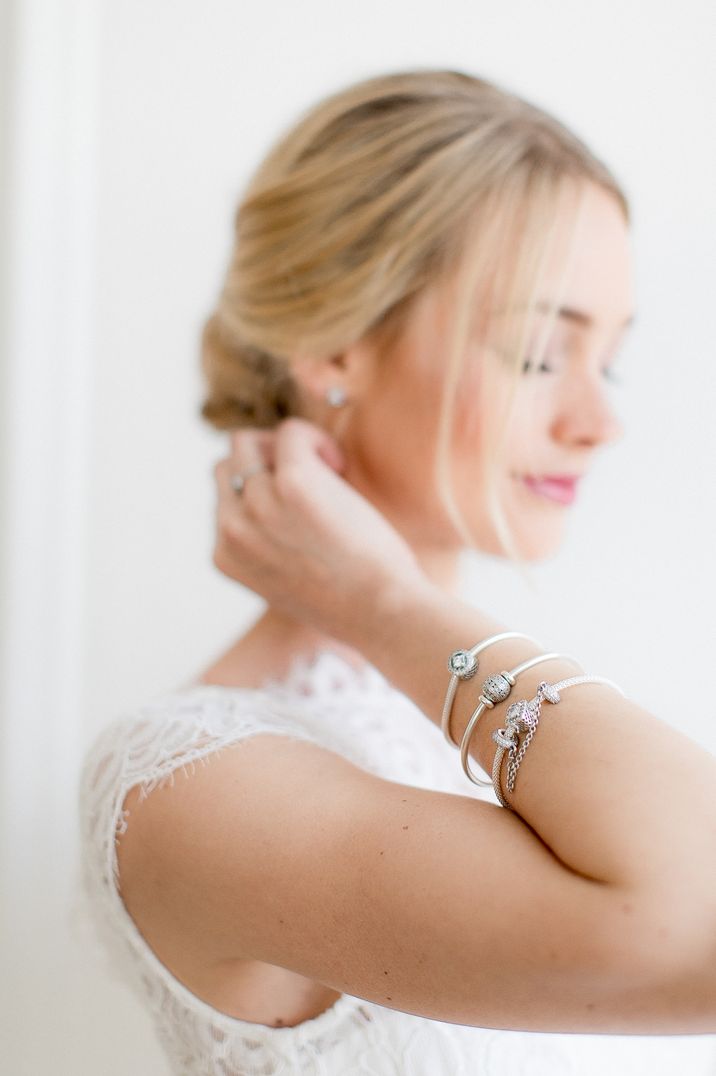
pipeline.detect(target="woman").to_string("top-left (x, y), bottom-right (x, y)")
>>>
top-left (79, 70), bottom-right (716, 1074)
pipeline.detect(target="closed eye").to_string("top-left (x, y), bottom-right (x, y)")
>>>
top-left (521, 359), bottom-right (551, 375)
top-left (522, 359), bottom-right (624, 385)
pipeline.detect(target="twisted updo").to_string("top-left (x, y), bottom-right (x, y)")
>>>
top-left (198, 68), bottom-right (628, 558)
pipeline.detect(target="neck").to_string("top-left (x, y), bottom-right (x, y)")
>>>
top-left (246, 544), bottom-right (462, 665)
top-left (415, 545), bottom-right (463, 597)
top-left (198, 509), bottom-right (464, 686)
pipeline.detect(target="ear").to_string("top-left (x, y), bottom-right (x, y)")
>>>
top-left (290, 338), bottom-right (380, 405)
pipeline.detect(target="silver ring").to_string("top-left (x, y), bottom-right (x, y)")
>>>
top-left (230, 462), bottom-right (268, 495)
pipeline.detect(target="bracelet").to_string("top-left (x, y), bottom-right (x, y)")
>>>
top-left (491, 674), bottom-right (626, 809)
top-left (459, 652), bottom-right (584, 787)
top-left (441, 632), bottom-right (540, 747)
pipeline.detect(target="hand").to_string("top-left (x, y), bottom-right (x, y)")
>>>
top-left (211, 417), bottom-right (428, 645)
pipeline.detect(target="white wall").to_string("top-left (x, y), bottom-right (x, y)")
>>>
top-left (2, 1), bottom-right (715, 1071)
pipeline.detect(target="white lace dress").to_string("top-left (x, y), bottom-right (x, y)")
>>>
top-left (77, 650), bottom-right (716, 1076)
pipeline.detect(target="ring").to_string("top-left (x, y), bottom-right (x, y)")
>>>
top-left (230, 462), bottom-right (268, 495)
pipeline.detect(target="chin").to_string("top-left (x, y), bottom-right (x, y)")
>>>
top-left (497, 489), bottom-right (570, 563)
top-left (469, 517), bottom-right (565, 563)
top-left (511, 526), bottom-right (566, 563)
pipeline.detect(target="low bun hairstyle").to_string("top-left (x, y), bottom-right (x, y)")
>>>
top-left (199, 68), bottom-right (629, 563)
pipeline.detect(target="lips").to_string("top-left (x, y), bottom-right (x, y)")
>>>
top-left (518, 474), bottom-right (581, 506)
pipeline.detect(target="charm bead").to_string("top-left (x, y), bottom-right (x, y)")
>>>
top-left (482, 672), bottom-right (512, 703)
top-left (511, 704), bottom-right (539, 732)
top-left (506, 700), bottom-right (529, 723)
top-left (492, 727), bottom-right (517, 750)
top-left (448, 649), bottom-right (479, 679)
top-left (538, 681), bottom-right (561, 704)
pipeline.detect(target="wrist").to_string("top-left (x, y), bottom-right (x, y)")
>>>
top-left (346, 570), bottom-right (465, 674)
top-left (339, 575), bottom-right (524, 738)
top-left (336, 568), bottom-right (421, 653)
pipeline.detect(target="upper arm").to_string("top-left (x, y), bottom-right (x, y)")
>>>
top-left (115, 733), bottom-right (672, 1033)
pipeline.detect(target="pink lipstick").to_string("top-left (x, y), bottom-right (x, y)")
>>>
top-left (520, 475), bottom-right (580, 506)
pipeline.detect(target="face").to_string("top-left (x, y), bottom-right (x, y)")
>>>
top-left (309, 182), bottom-right (635, 571)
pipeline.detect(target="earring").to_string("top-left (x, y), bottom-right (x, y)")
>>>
top-left (325, 385), bottom-right (348, 407)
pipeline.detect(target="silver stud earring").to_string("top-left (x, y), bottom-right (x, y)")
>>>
top-left (325, 385), bottom-right (348, 407)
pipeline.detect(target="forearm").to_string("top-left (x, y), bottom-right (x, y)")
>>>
top-left (349, 579), bottom-right (716, 925)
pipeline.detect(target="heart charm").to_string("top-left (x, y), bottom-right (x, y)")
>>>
top-left (538, 681), bottom-right (561, 705)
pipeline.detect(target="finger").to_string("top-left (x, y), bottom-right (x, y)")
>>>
top-left (213, 455), bottom-right (243, 507)
top-left (225, 429), bottom-right (278, 502)
top-left (212, 456), bottom-right (266, 553)
top-left (229, 427), bottom-right (277, 472)
top-left (274, 416), bottom-right (346, 476)
top-left (212, 451), bottom-right (280, 574)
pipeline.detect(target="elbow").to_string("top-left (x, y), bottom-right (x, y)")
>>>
top-left (641, 889), bottom-right (716, 976)
top-left (608, 891), bottom-right (716, 1032)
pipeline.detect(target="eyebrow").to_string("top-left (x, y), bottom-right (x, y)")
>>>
top-left (536, 301), bottom-right (636, 330)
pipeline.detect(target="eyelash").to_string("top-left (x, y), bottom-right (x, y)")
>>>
top-left (521, 359), bottom-right (623, 385)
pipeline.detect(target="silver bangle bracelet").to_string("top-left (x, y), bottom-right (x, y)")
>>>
top-left (460, 652), bottom-right (584, 787)
top-left (491, 674), bottom-right (626, 809)
top-left (441, 632), bottom-right (540, 747)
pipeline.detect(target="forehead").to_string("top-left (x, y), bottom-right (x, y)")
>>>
top-left (401, 183), bottom-right (635, 353)
top-left (539, 184), bottom-right (635, 327)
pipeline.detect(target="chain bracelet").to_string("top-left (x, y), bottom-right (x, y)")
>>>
top-left (459, 652), bottom-right (583, 787)
top-left (491, 674), bottom-right (626, 809)
top-left (506, 701), bottom-right (542, 792)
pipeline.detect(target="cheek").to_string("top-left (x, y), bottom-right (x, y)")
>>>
top-left (352, 375), bottom-right (437, 494)
top-left (455, 356), bottom-right (547, 468)
top-left (373, 372), bottom-right (439, 447)
top-left (448, 355), bottom-right (497, 457)
top-left (504, 392), bottom-right (549, 465)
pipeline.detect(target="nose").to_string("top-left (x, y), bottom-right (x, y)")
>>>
top-left (551, 370), bottom-right (625, 450)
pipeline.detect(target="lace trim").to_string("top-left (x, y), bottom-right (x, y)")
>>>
top-left (181, 647), bottom-right (396, 702)
top-left (78, 655), bottom-right (400, 1042)
top-left (76, 650), bottom-right (506, 1070)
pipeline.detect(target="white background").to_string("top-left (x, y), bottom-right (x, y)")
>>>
top-left (1, 1), bottom-right (715, 1071)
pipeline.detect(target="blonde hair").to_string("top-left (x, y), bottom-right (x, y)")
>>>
top-left (199, 69), bottom-right (629, 575)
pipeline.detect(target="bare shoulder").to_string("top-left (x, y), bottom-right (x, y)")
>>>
top-left (112, 727), bottom-right (667, 1033)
